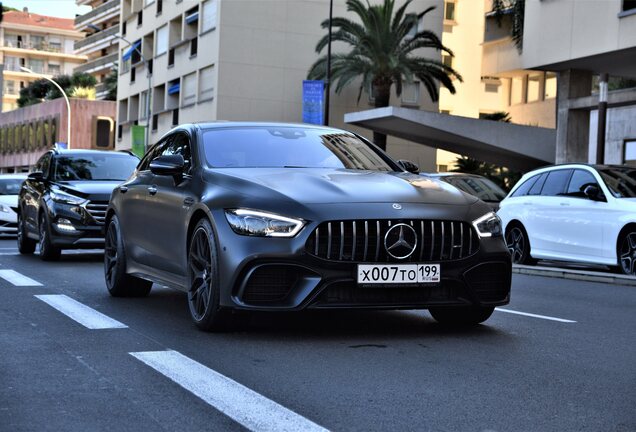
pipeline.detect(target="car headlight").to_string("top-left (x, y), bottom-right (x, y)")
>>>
top-left (225, 209), bottom-right (305, 237)
top-left (50, 189), bottom-right (87, 206)
top-left (472, 212), bottom-right (502, 238)
top-left (0, 204), bottom-right (11, 213)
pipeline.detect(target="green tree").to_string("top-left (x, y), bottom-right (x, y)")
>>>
top-left (307, 0), bottom-right (462, 150)
top-left (17, 72), bottom-right (97, 107)
top-left (103, 65), bottom-right (118, 101)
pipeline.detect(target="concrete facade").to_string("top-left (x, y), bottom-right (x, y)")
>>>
top-left (116, 0), bottom-right (445, 172)
top-left (74, 0), bottom-right (121, 99)
top-left (0, 9), bottom-right (86, 112)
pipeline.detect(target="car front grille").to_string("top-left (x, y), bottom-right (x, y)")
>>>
top-left (305, 219), bottom-right (479, 263)
top-left (85, 201), bottom-right (108, 225)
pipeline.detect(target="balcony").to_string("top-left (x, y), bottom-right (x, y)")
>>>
top-left (74, 52), bottom-right (117, 74)
top-left (75, 0), bottom-right (120, 28)
top-left (74, 26), bottom-right (118, 53)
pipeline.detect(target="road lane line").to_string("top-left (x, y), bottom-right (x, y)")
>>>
top-left (0, 269), bottom-right (42, 286)
top-left (35, 294), bottom-right (128, 329)
top-left (130, 350), bottom-right (328, 432)
top-left (496, 308), bottom-right (576, 323)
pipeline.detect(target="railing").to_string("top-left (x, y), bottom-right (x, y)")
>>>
top-left (75, 0), bottom-right (120, 26)
top-left (74, 52), bottom-right (118, 73)
top-left (3, 41), bottom-right (62, 53)
top-left (74, 26), bottom-right (118, 51)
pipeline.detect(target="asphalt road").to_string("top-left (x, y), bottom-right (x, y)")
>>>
top-left (0, 238), bottom-right (634, 432)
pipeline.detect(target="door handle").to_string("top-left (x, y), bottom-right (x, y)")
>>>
top-left (148, 185), bottom-right (157, 195)
top-left (119, 185), bottom-right (128, 193)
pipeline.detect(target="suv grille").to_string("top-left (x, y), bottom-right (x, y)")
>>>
top-left (85, 201), bottom-right (108, 224)
top-left (305, 219), bottom-right (479, 262)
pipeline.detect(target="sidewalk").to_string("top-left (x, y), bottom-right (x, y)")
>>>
top-left (513, 264), bottom-right (636, 286)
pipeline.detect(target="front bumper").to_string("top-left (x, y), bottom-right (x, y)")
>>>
top-left (215, 215), bottom-right (511, 311)
top-left (45, 200), bottom-right (106, 249)
top-left (0, 211), bottom-right (17, 235)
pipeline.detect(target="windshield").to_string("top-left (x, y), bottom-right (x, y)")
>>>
top-left (202, 127), bottom-right (395, 171)
top-left (444, 176), bottom-right (507, 202)
top-left (598, 167), bottom-right (636, 198)
top-left (52, 154), bottom-right (139, 182)
top-left (0, 178), bottom-right (24, 195)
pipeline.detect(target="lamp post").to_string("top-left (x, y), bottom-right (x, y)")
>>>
top-left (88, 24), bottom-right (152, 153)
top-left (324, 0), bottom-right (334, 126)
top-left (20, 66), bottom-right (72, 149)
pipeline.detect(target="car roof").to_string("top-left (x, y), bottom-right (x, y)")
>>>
top-left (187, 121), bottom-right (348, 133)
top-left (51, 149), bottom-right (137, 157)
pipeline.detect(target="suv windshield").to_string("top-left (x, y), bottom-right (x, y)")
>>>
top-left (202, 127), bottom-right (395, 171)
top-left (0, 178), bottom-right (24, 195)
top-left (52, 154), bottom-right (138, 182)
top-left (598, 167), bottom-right (636, 198)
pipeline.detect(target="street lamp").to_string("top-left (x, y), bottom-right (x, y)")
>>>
top-left (88, 23), bottom-right (152, 153)
top-left (20, 66), bottom-right (72, 149)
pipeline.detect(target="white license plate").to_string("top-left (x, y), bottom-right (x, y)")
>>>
top-left (357, 264), bottom-right (441, 284)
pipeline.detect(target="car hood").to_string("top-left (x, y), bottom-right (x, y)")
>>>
top-left (0, 195), bottom-right (18, 208)
top-left (208, 168), bottom-right (478, 206)
top-left (53, 180), bottom-right (122, 197)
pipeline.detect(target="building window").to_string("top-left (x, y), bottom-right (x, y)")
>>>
top-left (201, 0), bottom-right (217, 33)
top-left (623, 1), bottom-right (636, 11)
top-left (444, 1), bottom-right (456, 21)
top-left (168, 48), bottom-right (175, 66)
top-left (29, 59), bottom-right (45, 74)
top-left (544, 72), bottom-right (557, 99)
top-left (31, 35), bottom-right (44, 50)
top-left (3, 80), bottom-right (15, 95)
top-left (122, 21), bottom-right (127, 36)
top-left (510, 76), bottom-right (524, 105)
top-left (131, 66), bottom-right (136, 82)
top-left (172, 108), bottom-right (179, 126)
top-left (182, 72), bottom-right (197, 106)
top-left (5, 56), bottom-right (19, 72)
top-left (199, 66), bottom-right (215, 101)
top-left (401, 82), bottom-right (420, 105)
top-left (442, 54), bottom-right (453, 68)
top-left (48, 38), bottom-right (62, 52)
top-left (437, 164), bottom-right (448, 173)
top-left (48, 63), bottom-right (61, 76)
top-left (190, 37), bottom-right (198, 56)
top-left (121, 47), bottom-right (131, 73)
top-left (624, 140), bottom-right (636, 167)
top-left (137, 11), bottom-right (143, 26)
top-left (155, 25), bottom-right (168, 56)
top-left (4, 33), bottom-right (19, 48)
top-left (152, 114), bottom-right (158, 131)
top-left (527, 73), bottom-right (542, 103)
top-left (157, 0), bottom-right (163, 14)
top-left (139, 91), bottom-right (148, 120)
top-left (484, 83), bottom-right (499, 93)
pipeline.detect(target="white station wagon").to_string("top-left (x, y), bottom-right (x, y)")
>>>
top-left (498, 164), bottom-right (636, 275)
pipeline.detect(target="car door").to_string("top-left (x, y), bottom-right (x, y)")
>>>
top-left (517, 171), bottom-right (549, 253)
top-left (553, 168), bottom-right (607, 261)
top-left (119, 141), bottom-right (167, 267)
top-left (144, 132), bottom-right (195, 276)
top-left (23, 152), bottom-right (52, 235)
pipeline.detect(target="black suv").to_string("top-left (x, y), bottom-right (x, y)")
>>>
top-left (17, 149), bottom-right (139, 260)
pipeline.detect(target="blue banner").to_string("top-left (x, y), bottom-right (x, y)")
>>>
top-left (302, 80), bottom-right (324, 125)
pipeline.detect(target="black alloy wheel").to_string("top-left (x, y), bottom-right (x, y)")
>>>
top-left (505, 224), bottom-right (535, 265)
top-left (187, 219), bottom-right (231, 331)
top-left (619, 232), bottom-right (636, 276)
top-left (17, 213), bottom-right (35, 254)
top-left (38, 212), bottom-right (61, 261)
top-left (104, 215), bottom-right (152, 297)
top-left (429, 306), bottom-right (495, 326)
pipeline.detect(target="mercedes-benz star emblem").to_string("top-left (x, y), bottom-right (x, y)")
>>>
top-left (392, 203), bottom-right (402, 210)
top-left (384, 223), bottom-right (418, 260)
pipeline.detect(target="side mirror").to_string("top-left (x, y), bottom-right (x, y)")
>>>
top-left (397, 159), bottom-right (419, 174)
top-left (28, 171), bottom-right (44, 181)
top-left (149, 155), bottom-right (185, 177)
top-left (583, 184), bottom-right (603, 201)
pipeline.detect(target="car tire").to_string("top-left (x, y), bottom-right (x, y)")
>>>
top-left (618, 230), bottom-right (636, 276)
top-left (187, 218), bottom-right (232, 332)
top-left (104, 215), bottom-right (152, 297)
top-left (429, 306), bottom-right (495, 326)
top-left (17, 213), bottom-right (36, 254)
top-left (505, 223), bottom-right (536, 265)
top-left (38, 212), bottom-right (61, 261)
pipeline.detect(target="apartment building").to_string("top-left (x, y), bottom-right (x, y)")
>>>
top-left (0, 8), bottom-right (86, 112)
top-left (74, 0), bottom-right (121, 99)
top-left (116, 0), bottom-right (445, 171)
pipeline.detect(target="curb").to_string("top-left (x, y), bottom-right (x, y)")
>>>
top-left (512, 264), bottom-right (636, 286)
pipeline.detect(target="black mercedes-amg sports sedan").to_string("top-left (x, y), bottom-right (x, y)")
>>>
top-left (105, 122), bottom-right (511, 331)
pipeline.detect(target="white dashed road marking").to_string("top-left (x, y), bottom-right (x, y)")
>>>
top-left (0, 269), bottom-right (42, 286)
top-left (130, 350), bottom-right (329, 432)
top-left (35, 294), bottom-right (128, 329)
top-left (496, 307), bottom-right (577, 323)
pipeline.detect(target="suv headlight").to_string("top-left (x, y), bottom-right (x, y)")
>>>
top-left (225, 209), bottom-right (305, 237)
top-left (50, 189), bottom-right (87, 206)
top-left (472, 212), bottom-right (502, 238)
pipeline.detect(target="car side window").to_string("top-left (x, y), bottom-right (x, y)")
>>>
top-left (525, 173), bottom-right (547, 196)
top-left (34, 153), bottom-right (51, 178)
top-left (540, 169), bottom-right (573, 196)
top-left (566, 169), bottom-right (602, 199)
top-left (138, 140), bottom-right (168, 171)
top-left (511, 175), bottom-right (539, 197)
top-left (162, 133), bottom-right (192, 175)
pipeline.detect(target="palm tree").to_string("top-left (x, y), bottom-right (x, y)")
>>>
top-left (307, 0), bottom-right (462, 150)
top-left (491, 0), bottom-right (524, 52)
